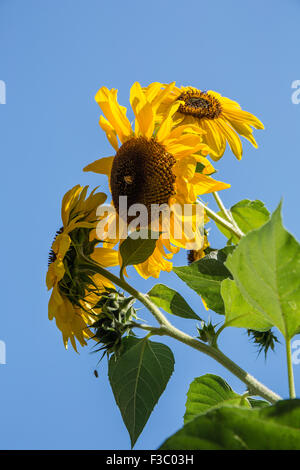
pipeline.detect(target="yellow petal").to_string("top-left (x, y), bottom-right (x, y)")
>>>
top-left (224, 108), bottom-right (264, 129)
top-left (222, 115), bottom-right (258, 148)
top-left (95, 87), bottom-right (132, 142)
top-left (191, 173), bottom-right (231, 195)
top-left (173, 156), bottom-right (197, 181)
top-left (99, 116), bottom-right (119, 151)
top-left (61, 185), bottom-right (82, 227)
top-left (83, 156), bottom-right (114, 178)
top-left (51, 233), bottom-right (71, 259)
top-left (166, 134), bottom-right (205, 158)
top-left (217, 118), bottom-right (243, 160)
top-left (156, 101), bottom-right (181, 143)
top-left (191, 154), bottom-right (216, 175)
top-left (91, 247), bottom-right (119, 267)
top-left (130, 82), bottom-right (154, 138)
top-left (202, 120), bottom-right (227, 160)
top-left (46, 259), bottom-right (66, 290)
top-left (48, 285), bottom-right (63, 319)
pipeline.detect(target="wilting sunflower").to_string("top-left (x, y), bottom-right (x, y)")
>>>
top-left (46, 185), bottom-right (119, 351)
top-left (144, 83), bottom-right (264, 161)
top-left (83, 82), bottom-right (230, 279)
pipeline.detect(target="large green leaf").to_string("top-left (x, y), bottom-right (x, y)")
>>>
top-left (225, 204), bottom-right (300, 339)
top-left (221, 278), bottom-right (274, 331)
top-left (108, 337), bottom-right (174, 448)
top-left (120, 230), bottom-right (158, 271)
top-left (216, 199), bottom-right (270, 244)
top-left (160, 399), bottom-right (300, 450)
top-left (173, 248), bottom-right (234, 314)
top-left (184, 374), bottom-right (251, 423)
top-left (148, 284), bottom-right (200, 320)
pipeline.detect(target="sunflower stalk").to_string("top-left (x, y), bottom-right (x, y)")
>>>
top-left (81, 252), bottom-right (281, 404)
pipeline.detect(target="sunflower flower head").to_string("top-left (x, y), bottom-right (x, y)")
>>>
top-left (84, 82), bottom-right (230, 279)
top-left (148, 83), bottom-right (264, 161)
top-left (46, 185), bottom-right (119, 351)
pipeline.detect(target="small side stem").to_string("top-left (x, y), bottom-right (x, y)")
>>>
top-left (153, 322), bottom-right (281, 404)
top-left (286, 339), bottom-right (296, 398)
top-left (212, 192), bottom-right (233, 224)
top-left (212, 192), bottom-right (245, 238)
top-left (197, 200), bottom-right (244, 240)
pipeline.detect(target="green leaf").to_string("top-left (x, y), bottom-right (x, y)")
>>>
top-left (216, 199), bottom-right (270, 243)
top-left (184, 374), bottom-right (251, 423)
top-left (248, 398), bottom-right (270, 408)
top-left (160, 399), bottom-right (300, 450)
top-left (108, 336), bottom-right (174, 448)
top-left (173, 248), bottom-right (234, 314)
top-left (120, 230), bottom-right (158, 271)
top-left (221, 278), bottom-right (274, 331)
top-left (148, 284), bottom-right (200, 320)
top-left (225, 203), bottom-right (300, 339)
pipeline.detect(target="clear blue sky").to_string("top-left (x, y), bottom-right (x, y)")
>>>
top-left (0, 0), bottom-right (300, 450)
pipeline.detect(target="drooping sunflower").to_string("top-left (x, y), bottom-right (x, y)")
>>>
top-left (83, 82), bottom-right (230, 279)
top-left (144, 83), bottom-right (264, 161)
top-left (46, 185), bottom-right (119, 351)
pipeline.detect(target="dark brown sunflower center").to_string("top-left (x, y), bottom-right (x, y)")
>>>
top-left (178, 89), bottom-right (222, 120)
top-left (110, 137), bottom-right (176, 219)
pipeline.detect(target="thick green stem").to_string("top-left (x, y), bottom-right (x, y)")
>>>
top-left (134, 321), bottom-right (281, 404)
top-left (84, 257), bottom-right (281, 404)
top-left (286, 339), bottom-right (296, 398)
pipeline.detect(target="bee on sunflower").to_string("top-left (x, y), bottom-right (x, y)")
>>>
top-left (144, 82), bottom-right (264, 161)
top-left (84, 82), bottom-right (230, 279)
top-left (46, 185), bottom-right (119, 351)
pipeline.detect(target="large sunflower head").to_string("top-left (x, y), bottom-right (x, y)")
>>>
top-left (144, 83), bottom-right (264, 161)
top-left (83, 82), bottom-right (230, 278)
top-left (46, 185), bottom-right (119, 351)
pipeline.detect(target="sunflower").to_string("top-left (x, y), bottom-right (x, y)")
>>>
top-left (144, 83), bottom-right (264, 161)
top-left (84, 82), bottom-right (230, 279)
top-left (46, 185), bottom-right (119, 351)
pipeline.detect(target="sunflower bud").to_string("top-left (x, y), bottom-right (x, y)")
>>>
top-left (197, 320), bottom-right (218, 346)
top-left (247, 329), bottom-right (279, 358)
top-left (91, 289), bottom-right (137, 358)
